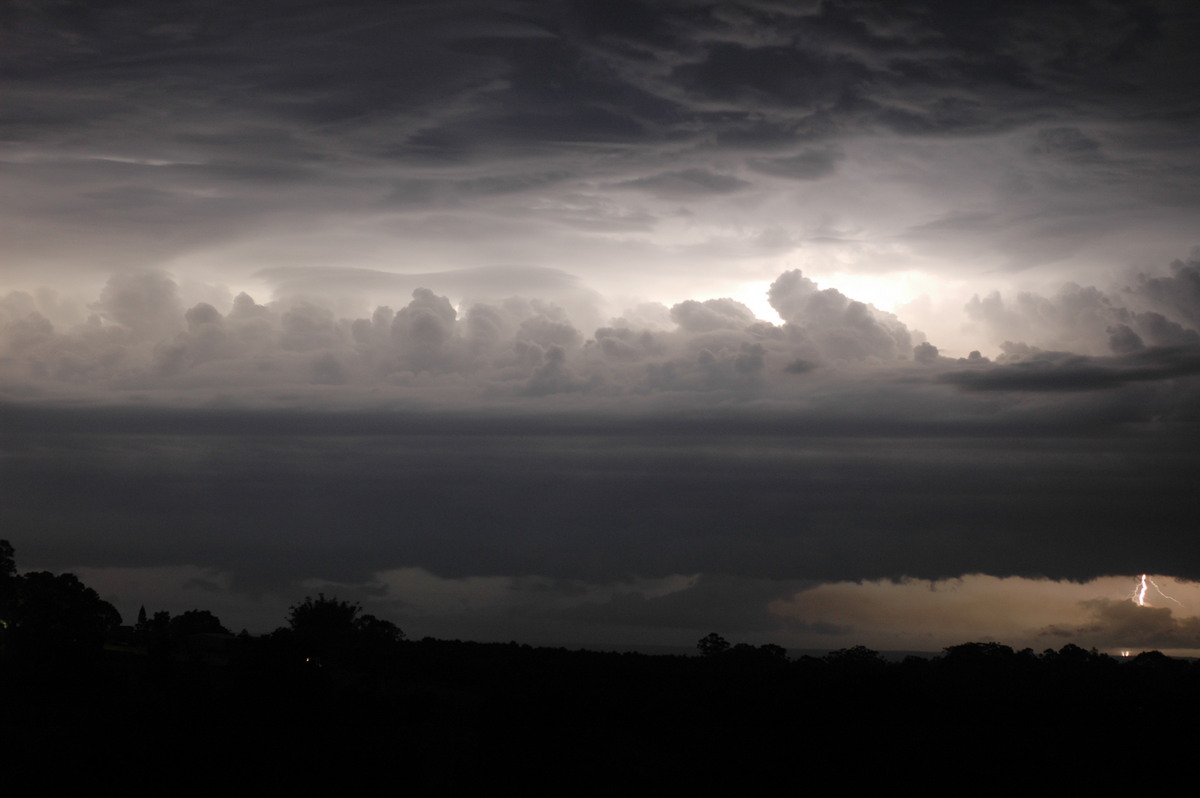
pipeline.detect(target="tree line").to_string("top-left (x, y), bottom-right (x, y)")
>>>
top-left (3, 538), bottom-right (1198, 789)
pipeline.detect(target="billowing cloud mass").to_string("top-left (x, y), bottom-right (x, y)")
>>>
top-left (2, 265), bottom-right (944, 401)
top-left (2, 0), bottom-right (1199, 652)
top-left (964, 259), bottom-right (1200, 357)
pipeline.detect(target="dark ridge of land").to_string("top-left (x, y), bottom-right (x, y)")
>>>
top-left (2, 633), bottom-right (1195, 790)
top-left (0, 543), bottom-right (1189, 789)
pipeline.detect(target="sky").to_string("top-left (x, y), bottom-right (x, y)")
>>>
top-left (3, 0), bottom-right (1200, 655)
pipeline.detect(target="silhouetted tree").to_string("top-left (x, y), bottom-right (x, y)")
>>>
top-left (1131, 649), bottom-right (1178, 669)
top-left (0, 539), bottom-right (14, 580)
top-left (139, 609), bottom-right (212, 667)
top-left (0, 539), bottom-right (16, 631)
top-left (355, 613), bottom-right (405, 646)
top-left (289, 593), bottom-right (360, 649)
top-left (823, 645), bottom-right (887, 671)
top-left (943, 641), bottom-right (1015, 661)
top-left (941, 641), bottom-right (1023, 676)
top-left (697, 632), bottom-right (730, 657)
top-left (283, 593), bottom-right (405, 666)
top-left (170, 609), bottom-right (231, 637)
top-left (147, 610), bottom-right (172, 636)
top-left (8, 570), bottom-right (121, 668)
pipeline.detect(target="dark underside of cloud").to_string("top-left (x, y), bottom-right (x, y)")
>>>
top-left (939, 345), bottom-right (1200, 393)
top-left (4, 403), bottom-right (1198, 599)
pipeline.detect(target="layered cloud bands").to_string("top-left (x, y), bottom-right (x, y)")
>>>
top-left (3, 0), bottom-right (1199, 648)
top-left (3, 261), bottom-right (1200, 646)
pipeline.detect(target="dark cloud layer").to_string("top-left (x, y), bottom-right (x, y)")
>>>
top-left (4, 0), bottom-right (1198, 288)
top-left (940, 346), bottom-right (1200, 394)
top-left (4, 398), bottom-right (1199, 590)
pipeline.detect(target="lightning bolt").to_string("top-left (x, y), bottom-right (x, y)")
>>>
top-left (1130, 574), bottom-right (1182, 607)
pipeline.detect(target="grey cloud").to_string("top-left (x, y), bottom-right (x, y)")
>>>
top-left (768, 269), bottom-right (914, 361)
top-left (565, 574), bottom-right (798, 635)
top-left (909, 211), bottom-right (996, 236)
top-left (615, 168), bottom-right (751, 197)
top-left (279, 302), bottom-right (342, 353)
top-left (642, 0), bottom-right (1195, 139)
top-left (0, 311), bottom-right (55, 362)
top-left (255, 265), bottom-right (590, 307)
top-left (0, 292), bottom-right (40, 323)
top-left (1134, 257), bottom-right (1200, 329)
top-left (14, 262), bottom-right (1200, 419)
top-left (939, 345), bottom-right (1200, 393)
top-left (94, 270), bottom-right (184, 341)
top-left (9, 1), bottom-right (1197, 159)
top-left (669, 298), bottom-right (757, 332)
top-left (1129, 312), bottom-right (1200, 349)
top-left (517, 313), bottom-right (583, 351)
top-left (873, 97), bottom-right (1004, 137)
top-left (610, 302), bottom-right (673, 331)
top-left (783, 358), bottom-right (817, 374)
top-left (385, 170), bottom-right (574, 208)
top-left (966, 260), bottom-right (1200, 356)
top-left (1107, 324), bottom-right (1144, 355)
top-left (5, 0), bottom-right (1198, 297)
top-left (524, 345), bottom-right (598, 397)
top-left (0, 267), bottom-right (863, 396)
top-left (589, 326), bottom-right (663, 362)
top-left (4, 404), bottom-right (1198, 599)
top-left (1031, 127), bottom-right (1102, 160)
top-left (641, 340), bottom-right (767, 394)
top-left (913, 341), bottom-right (939, 364)
top-left (965, 283), bottom-right (1128, 356)
top-left (746, 147), bottom-right (842, 180)
top-left (712, 116), bottom-right (810, 149)
top-left (184, 302), bottom-right (222, 331)
top-left (464, 303), bottom-right (515, 355)
top-left (311, 352), bottom-right (350, 386)
top-left (1041, 599), bottom-right (1200, 651)
top-left (670, 40), bottom-right (871, 111)
top-left (155, 302), bottom-right (233, 376)
top-left (525, 193), bottom-right (658, 233)
top-left (392, 288), bottom-right (459, 372)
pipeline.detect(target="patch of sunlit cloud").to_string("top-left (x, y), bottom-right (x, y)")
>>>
top-left (770, 574), bottom-right (1200, 655)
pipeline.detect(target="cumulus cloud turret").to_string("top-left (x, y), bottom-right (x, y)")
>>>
top-left (94, 271), bottom-right (183, 341)
top-left (768, 269), bottom-right (915, 362)
top-left (966, 255), bottom-right (1200, 359)
top-left (0, 266), bottom-right (931, 402)
top-left (669, 298), bottom-right (758, 333)
top-left (8, 259), bottom-right (1200, 416)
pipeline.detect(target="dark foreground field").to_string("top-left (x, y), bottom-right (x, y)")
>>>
top-left (1, 542), bottom-right (1187, 791)
top-left (3, 632), bottom-right (1193, 791)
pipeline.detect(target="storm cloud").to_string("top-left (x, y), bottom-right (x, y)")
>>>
top-left (3, 0), bottom-right (1199, 651)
